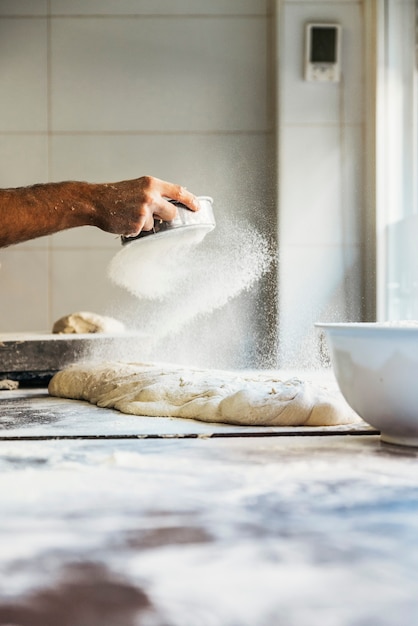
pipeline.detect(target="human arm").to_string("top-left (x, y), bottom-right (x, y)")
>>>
top-left (0, 175), bottom-right (200, 248)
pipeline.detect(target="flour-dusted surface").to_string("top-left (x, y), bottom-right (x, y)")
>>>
top-left (0, 388), bottom-right (373, 439)
top-left (1, 435), bottom-right (418, 626)
top-left (48, 361), bottom-right (360, 426)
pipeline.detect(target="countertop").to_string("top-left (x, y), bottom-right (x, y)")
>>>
top-left (1, 387), bottom-right (418, 626)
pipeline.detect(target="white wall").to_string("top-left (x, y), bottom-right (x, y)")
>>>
top-left (0, 0), bottom-right (366, 370)
top-left (277, 0), bottom-right (364, 368)
top-left (0, 0), bottom-right (275, 368)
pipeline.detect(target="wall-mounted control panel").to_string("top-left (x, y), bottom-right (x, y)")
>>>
top-left (304, 23), bottom-right (341, 82)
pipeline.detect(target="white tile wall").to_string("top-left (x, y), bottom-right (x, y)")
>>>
top-left (49, 0), bottom-right (268, 17)
top-left (279, 244), bottom-right (362, 367)
top-left (0, 18), bottom-right (48, 131)
top-left (0, 0), bottom-right (47, 16)
top-left (50, 17), bottom-right (269, 132)
top-left (279, 124), bottom-right (362, 246)
top-left (0, 0), bottom-right (366, 369)
top-left (277, 0), bottom-right (364, 368)
top-left (0, 135), bottom-right (48, 188)
top-left (50, 248), bottom-right (120, 319)
top-left (0, 0), bottom-right (276, 370)
top-left (0, 250), bottom-right (49, 331)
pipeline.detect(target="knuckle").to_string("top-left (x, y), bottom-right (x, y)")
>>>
top-left (140, 175), bottom-right (155, 193)
top-left (176, 185), bottom-right (186, 199)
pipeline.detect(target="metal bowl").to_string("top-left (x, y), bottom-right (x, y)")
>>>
top-left (121, 196), bottom-right (215, 245)
top-left (317, 322), bottom-right (418, 446)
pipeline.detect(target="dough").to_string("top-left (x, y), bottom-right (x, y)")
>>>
top-left (0, 378), bottom-right (19, 390)
top-left (48, 361), bottom-right (360, 427)
top-left (52, 312), bottom-right (125, 335)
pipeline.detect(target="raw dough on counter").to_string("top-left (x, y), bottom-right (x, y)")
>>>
top-left (48, 361), bottom-right (360, 426)
top-left (52, 312), bottom-right (125, 335)
top-left (0, 378), bottom-right (19, 390)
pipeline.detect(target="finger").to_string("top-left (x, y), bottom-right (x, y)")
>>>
top-left (126, 199), bottom-right (176, 237)
top-left (125, 213), bottom-right (149, 238)
top-left (156, 180), bottom-right (200, 212)
top-left (153, 198), bottom-right (179, 222)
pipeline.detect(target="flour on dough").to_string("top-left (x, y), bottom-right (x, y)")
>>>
top-left (48, 361), bottom-right (360, 427)
top-left (52, 312), bottom-right (125, 334)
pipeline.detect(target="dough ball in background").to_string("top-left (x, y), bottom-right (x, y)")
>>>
top-left (52, 312), bottom-right (125, 335)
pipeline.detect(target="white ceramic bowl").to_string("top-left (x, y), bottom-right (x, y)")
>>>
top-left (316, 322), bottom-right (418, 446)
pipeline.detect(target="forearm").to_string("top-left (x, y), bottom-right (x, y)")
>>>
top-left (0, 181), bottom-right (99, 247)
top-left (0, 176), bottom-right (200, 248)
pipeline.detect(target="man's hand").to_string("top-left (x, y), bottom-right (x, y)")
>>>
top-left (0, 176), bottom-right (200, 247)
top-left (93, 176), bottom-right (201, 237)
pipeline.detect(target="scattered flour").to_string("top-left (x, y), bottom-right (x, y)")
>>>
top-left (107, 219), bottom-right (275, 360)
top-left (108, 227), bottom-right (210, 300)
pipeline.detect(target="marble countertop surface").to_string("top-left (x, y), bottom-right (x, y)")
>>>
top-left (0, 388), bottom-right (417, 626)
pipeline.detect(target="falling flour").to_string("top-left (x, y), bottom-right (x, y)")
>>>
top-left (107, 220), bottom-right (274, 349)
top-left (53, 221), bottom-right (360, 424)
top-left (108, 227), bottom-right (210, 300)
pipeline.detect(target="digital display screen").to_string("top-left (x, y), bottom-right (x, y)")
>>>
top-left (310, 27), bottom-right (337, 63)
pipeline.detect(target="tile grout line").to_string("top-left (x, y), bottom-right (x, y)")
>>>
top-left (0, 14), bottom-right (268, 20)
top-left (0, 130), bottom-right (273, 136)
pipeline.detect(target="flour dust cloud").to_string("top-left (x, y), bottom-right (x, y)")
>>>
top-left (106, 219), bottom-right (275, 369)
top-left (108, 227), bottom-right (210, 300)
